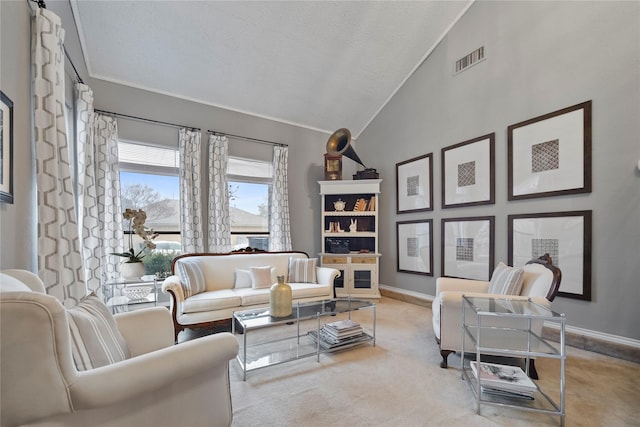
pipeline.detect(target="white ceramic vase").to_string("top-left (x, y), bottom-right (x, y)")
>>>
top-left (121, 262), bottom-right (145, 280)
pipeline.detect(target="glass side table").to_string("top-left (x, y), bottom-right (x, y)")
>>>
top-left (103, 276), bottom-right (159, 313)
top-left (461, 296), bottom-right (566, 426)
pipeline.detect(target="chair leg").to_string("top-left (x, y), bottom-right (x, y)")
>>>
top-left (440, 350), bottom-right (454, 368)
top-left (528, 359), bottom-right (539, 380)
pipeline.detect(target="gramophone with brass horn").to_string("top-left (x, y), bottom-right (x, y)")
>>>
top-left (324, 128), bottom-right (379, 180)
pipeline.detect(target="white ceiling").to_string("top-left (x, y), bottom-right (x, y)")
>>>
top-left (70, 0), bottom-right (472, 137)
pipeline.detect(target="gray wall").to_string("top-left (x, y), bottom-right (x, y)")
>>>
top-left (357, 1), bottom-right (640, 340)
top-left (0, 0), bottom-right (36, 271)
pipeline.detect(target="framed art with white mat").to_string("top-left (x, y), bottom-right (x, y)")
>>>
top-left (508, 210), bottom-right (592, 301)
top-left (441, 216), bottom-right (494, 281)
top-left (441, 133), bottom-right (494, 209)
top-left (0, 91), bottom-right (13, 204)
top-left (396, 219), bottom-right (433, 276)
top-left (396, 153), bottom-right (433, 214)
top-left (508, 101), bottom-right (592, 201)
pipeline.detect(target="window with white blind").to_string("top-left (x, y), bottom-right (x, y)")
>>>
top-left (227, 156), bottom-right (272, 251)
top-left (118, 140), bottom-right (181, 275)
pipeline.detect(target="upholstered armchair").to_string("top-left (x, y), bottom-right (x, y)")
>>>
top-left (1, 269), bottom-right (239, 427)
top-left (432, 254), bottom-right (561, 377)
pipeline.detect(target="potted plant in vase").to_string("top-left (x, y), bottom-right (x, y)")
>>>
top-left (111, 208), bottom-right (159, 280)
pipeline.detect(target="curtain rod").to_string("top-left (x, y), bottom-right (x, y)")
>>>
top-left (95, 109), bottom-right (200, 131)
top-left (207, 130), bottom-right (287, 147)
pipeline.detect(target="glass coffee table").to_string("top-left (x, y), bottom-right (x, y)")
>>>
top-left (232, 298), bottom-right (376, 380)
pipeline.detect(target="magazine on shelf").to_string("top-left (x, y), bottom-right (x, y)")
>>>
top-left (481, 386), bottom-right (534, 400)
top-left (470, 361), bottom-right (537, 394)
top-left (308, 329), bottom-right (366, 349)
top-left (319, 327), bottom-right (363, 343)
top-left (323, 319), bottom-right (362, 335)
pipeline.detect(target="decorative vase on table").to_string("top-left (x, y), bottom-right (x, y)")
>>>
top-left (270, 275), bottom-right (292, 318)
top-left (121, 261), bottom-right (145, 281)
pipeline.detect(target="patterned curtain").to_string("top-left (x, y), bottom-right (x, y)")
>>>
top-left (32, 8), bottom-right (84, 306)
top-left (269, 145), bottom-right (292, 251)
top-left (179, 128), bottom-right (205, 252)
top-left (207, 134), bottom-right (232, 253)
top-left (77, 97), bottom-right (124, 294)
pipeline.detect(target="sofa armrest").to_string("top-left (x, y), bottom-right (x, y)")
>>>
top-left (114, 307), bottom-right (175, 357)
top-left (162, 275), bottom-right (186, 303)
top-left (435, 277), bottom-right (490, 295)
top-left (68, 332), bottom-right (238, 410)
top-left (316, 266), bottom-right (340, 285)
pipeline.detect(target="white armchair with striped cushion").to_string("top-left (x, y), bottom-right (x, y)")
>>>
top-left (431, 254), bottom-right (561, 377)
top-left (0, 269), bottom-right (238, 427)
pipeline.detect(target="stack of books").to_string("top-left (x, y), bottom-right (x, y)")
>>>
top-left (309, 319), bottom-right (364, 349)
top-left (470, 361), bottom-right (537, 400)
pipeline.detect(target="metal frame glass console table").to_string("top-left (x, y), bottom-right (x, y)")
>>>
top-left (461, 295), bottom-right (566, 426)
top-left (232, 298), bottom-right (376, 380)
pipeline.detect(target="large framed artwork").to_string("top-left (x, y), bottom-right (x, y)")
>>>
top-left (508, 210), bottom-right (592, 301)
top-left (441, 133), bottom-right (495, 208)
top-left (508, 101), bottom-right (592, 200)
top-left (0, 91), bottom-right (13, 204)
top-left (396, 153), bottom-right (433, 214)
top-left (441, 216), bottom-right (494, 280)
top-left (396, 219), bottom-right (433, 276)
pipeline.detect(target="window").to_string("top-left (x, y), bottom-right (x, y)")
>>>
top-left (227, 156), bottom-right (272, 251)
top-left (118, 140), bottom-right (181, 275)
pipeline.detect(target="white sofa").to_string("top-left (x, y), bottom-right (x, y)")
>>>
top-left (432, 254), bottom-right (562, 377)
top-left (162, 251), bottom-right (340, 339)
top-left (0, 269), bottom-right (239, 427)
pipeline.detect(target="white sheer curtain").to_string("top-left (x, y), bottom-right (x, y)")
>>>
top-left (269, 145), bottom-right (292, 251)
top-left (179, 128), bottom-right (205, 253)
top-left (32, 8), bottom-right (84, 306)
top-left (207, 134), bottom-right (232, 252)
top-left (77, 94), bottom-right (124, 293)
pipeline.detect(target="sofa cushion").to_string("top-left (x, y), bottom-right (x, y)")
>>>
top-left (67, 293), bottom-right (131, 371)
top-left (288, 257), bottom-right (317, 283)
top-left (177, 259), bottom-right (206, 298)
top-left (182, 290), bottom-right (242, 314)
top-left (289, 282), bottom-right (331, 300)
top-left (488, 262), bottom-right (524, 295)
top-left (234, 268), bottom-right (252, 289)
top-left (234, 288), bottom-right (271, 306)
top-left (251, 266), bottom-right (275, 289)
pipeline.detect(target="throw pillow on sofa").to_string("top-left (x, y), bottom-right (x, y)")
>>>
top-left (234, 268), bottom-right (252, 289)
top-left (67, 293), bottom-right (131, 371)
top-left (177, 259), bottom-right (206, 298)
top-left (288, 257), bottom-right (317, 283)
top-left (251, 266), bottom-right (276, 289)
top-left (488, 262), bottom-right (524, 295)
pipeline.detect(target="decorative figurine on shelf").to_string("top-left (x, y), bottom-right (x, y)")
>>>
top-left (270, 275), bottom-right (292, 318)
top-left (333, 198), bottom-right (346, 211)
top-left (349, 219), bottom-right (357, 232)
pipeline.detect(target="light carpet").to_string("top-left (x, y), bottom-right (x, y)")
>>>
top-left (187, 297), bottom-right (640, 426)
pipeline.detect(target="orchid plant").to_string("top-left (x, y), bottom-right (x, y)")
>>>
top-left (111, 208), bottom-right (159, 263)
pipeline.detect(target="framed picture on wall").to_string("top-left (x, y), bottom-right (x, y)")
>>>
top-left (441, 133), bottom-right (495, 208)
top-left (396, 219), bottom-right (433, 276)
top-left (508, 210), bottom-right (592, 301)
top-left (508, 100), bottom-right (592, 200)
top-left (441, 216), bottom-right (494, 281)
top-left (396, 153), bottom-right (433, 213)
top-left (0, 91), bottom-right (14, 204)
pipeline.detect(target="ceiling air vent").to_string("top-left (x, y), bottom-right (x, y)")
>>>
top-left (454, 46), bottom-right (485, 75)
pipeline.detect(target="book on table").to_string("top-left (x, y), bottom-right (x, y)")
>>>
top-left (470, 361), bottom-right (537, 397)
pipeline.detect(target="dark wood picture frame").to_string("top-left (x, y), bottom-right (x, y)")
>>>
top-left (508, 210), bottom-right (592, 301)
top-left (441, 133), bottom-right (495, 209)
top-left (0, 91), bottom-right (13, 204)
top-left (396, 153), bottom-right (433, 214)
top-left (441, 216), bottom-right (495, 281)
top-left (508, 101), bottom-right (592, 201)
top-left (396, 219), bottom-right (433, 276)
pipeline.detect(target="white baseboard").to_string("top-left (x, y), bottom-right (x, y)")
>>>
top-left (544, 321), bottom-right (640, 350)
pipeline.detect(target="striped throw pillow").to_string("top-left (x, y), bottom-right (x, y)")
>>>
top-left (288, 257), bottom-right (317, 284)
top-left (488, 262), bottom-right (524, 295)
top-left (177, 259), bottom-right (206, 298)
top-left (67, 293), bottom-right (131, 371)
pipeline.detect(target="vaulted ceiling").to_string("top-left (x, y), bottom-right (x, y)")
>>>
top-left (69, 0), bottom-right (472, 137)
